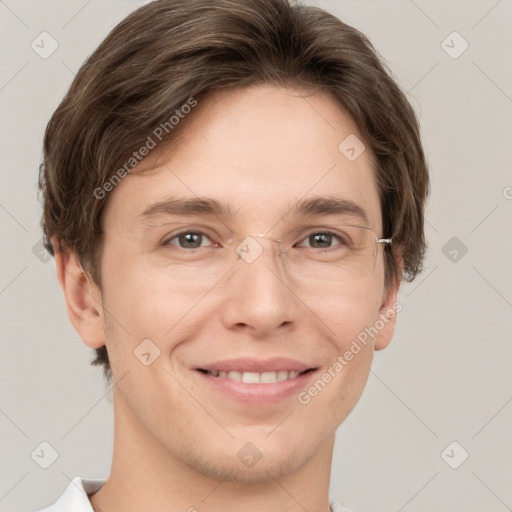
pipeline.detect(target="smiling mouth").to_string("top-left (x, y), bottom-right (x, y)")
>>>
top-left (196, 368), bottom-right (315, 384)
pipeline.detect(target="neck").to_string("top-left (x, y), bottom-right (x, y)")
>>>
top-left (89, 390), bottom-right (335, 512)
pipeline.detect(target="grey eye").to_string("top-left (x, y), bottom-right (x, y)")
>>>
top-left (307, 233), bottom-right (335, 248)
top-left (169, 232), bottom-right (211, 249)
top-left (297, 232), bottom-right (342, 249)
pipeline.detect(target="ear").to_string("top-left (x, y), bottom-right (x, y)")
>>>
top-left (374, 253), bottom-right (403, 351)
top-left (53, 238), bottom-right (105, 349)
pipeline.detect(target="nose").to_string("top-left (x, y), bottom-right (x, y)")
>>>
top-left (220, 235), bottom-right (296, 337)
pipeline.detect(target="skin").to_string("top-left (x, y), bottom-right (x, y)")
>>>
top-left (55, 84), bottom-right (401, 512)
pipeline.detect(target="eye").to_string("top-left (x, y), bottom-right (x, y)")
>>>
top-left (296, 231), bottom-right (345, 250)
top-left (165, 231), bottom-right (214, 249)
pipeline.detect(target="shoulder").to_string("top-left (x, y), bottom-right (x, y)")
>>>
top-left (33, 476), bottom-right (106, 512)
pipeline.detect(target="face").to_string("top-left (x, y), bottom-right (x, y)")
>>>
top-left (91, 85), bottom-right (398, 483)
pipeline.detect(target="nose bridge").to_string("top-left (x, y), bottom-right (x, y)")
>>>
top-left (235, 234), bottom-right (282, 263)
top-left (220, 233), bottom-right (294, 335)
top-left (233, 233), bottom-right (289, 282)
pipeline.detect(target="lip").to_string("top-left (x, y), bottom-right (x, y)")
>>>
top-left (196, 357), bottom-right (314, 373)
top-left (195, 369), bottom-right (317, 404)
top-left (194, 357), bottom-right (318, 405)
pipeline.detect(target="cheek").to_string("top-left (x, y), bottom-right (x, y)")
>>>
top-left (300, 291), bottom-right (379, 428)
top-left (306, 278), bottom-right (383, 346)
top-left (101, 255), bottom-right (217, 369)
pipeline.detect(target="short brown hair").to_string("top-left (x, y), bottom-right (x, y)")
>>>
top-left (38, 0), bottom-right (429, 384)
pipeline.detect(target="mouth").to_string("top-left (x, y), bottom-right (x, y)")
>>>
top-left (193, 357), bottom-right (318, 404)
top-left (194, 365), bottom-right (318, 404)
top-left (196, 368), bottom-right (316, 384)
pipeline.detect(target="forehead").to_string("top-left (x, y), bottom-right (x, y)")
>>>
top-left (101, 84), bottom-right (382, 233)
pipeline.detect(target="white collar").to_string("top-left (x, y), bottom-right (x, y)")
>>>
top-left (35, 476), bottom-right (105, 512)
top-left (36, 476), bottom-right (353, 512)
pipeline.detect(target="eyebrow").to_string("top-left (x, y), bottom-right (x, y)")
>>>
top-left (289, 196), bottom-right (369, 225)
top-left (137, 195), bottom-right (369, 226)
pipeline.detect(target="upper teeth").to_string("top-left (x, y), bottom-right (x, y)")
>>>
top-left (206, 370), bottom-right (301, 383)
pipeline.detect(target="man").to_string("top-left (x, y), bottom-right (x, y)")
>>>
top-left (36, 0), bottom-right (429, 510)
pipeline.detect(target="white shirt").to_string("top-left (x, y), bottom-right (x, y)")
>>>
top-left (34, 476), bottom-right (354, 512)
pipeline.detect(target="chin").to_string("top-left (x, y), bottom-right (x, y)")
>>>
top-left (185, 442), bottom-right (318, 484)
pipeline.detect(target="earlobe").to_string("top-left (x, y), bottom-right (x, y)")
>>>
top-left (374, 255), bottom-right (403, 351)
top-left (53, 238), bottom-right (105, 349)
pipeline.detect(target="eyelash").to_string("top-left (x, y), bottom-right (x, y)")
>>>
top-left (161, 229), bottom-right (347, 252)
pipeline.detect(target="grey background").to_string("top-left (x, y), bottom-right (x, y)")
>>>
top-left (1, 0), bottom-right (511, 511)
